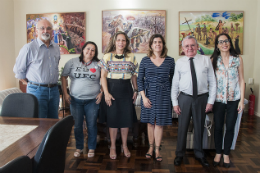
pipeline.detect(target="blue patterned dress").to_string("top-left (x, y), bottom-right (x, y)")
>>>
top-left (137, 56), bottom-right (175, 125)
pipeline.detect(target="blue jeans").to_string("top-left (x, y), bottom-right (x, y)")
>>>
top-left (27, 83), bottom-right (60, 119)
top-left (70, 96), bottom-right (99, 150)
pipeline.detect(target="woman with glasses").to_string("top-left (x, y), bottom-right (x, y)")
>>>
top-left (61, 41), bottom-right (102, 158)
top-left (210, 33), bottom-right (245, 168)
top-left (98, 31), bottom-right (138, 160)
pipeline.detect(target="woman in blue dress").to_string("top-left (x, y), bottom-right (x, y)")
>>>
top-left (137, 34), bottom-right (175, 161)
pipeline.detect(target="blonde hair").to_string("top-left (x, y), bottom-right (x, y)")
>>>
top-left (104, 31), bottom-right (132, 55)
top-left (147, 34), bottom-right (168, 58)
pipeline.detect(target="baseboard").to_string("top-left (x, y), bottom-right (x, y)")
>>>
top-left (255, 111), bottom-right (260, 117)
top-left (243, 110), bottom-right (259, 117)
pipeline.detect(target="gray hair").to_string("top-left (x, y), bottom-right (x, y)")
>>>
top-left (182, 36), bottom-right (198, 46)
top-left (36, 19), bottom-right (53, 29)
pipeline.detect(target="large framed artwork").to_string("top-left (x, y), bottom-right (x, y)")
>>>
top-left (179, 11), bottom-right (244, 55)
top-left (102, 10), bottom-right (166, 53)
top-left (26, 12), bottom-right (86, 55)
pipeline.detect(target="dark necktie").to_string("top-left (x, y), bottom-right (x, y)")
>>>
top-left (190, 58), bottom-right (198, 99)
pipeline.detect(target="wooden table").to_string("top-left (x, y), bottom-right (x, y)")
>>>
top-left (0, 117), bottom-right (59, 167)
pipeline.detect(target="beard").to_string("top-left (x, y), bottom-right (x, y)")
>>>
top-left (41, 33), bottom-right (50, 41)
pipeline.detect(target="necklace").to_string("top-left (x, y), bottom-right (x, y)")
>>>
top-left (114, 53), bottom-right (125, 59)
top-left (82, 60), bottom-right (92, 66)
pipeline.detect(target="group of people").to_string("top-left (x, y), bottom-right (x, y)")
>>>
top-left (13, 19), bottom-right (245, 168)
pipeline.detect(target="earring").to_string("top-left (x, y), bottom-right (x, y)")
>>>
top-left (217, 48), bottom-right (219, 52)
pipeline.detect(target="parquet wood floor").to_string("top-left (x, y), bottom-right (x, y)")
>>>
top-left (61, 111), bottom-right (260, 173)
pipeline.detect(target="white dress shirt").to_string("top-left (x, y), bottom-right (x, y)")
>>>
top-left (171, 54), bottom-right (216, 106)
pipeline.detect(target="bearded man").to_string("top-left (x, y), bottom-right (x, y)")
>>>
top-left (14, 19), bottom-right (60, 119)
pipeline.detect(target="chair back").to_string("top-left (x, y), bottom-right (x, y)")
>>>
top-left (0, 155), bottom-right (32, 173)
top-left (0, 87), bottom-right (22, 112)
top-left (33, 115), bottom-right (73, 173)
top-left (0, 93), bottom-right (38, 118)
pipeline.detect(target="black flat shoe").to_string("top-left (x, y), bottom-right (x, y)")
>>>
top-left (213, 160), bottom-right (220, 167)
top-left (195, 157), bottom-right (210, 167)
top-left (223, 161), bottom-right (231, 168)
top-left (174, 156), bottom-right (183, 166)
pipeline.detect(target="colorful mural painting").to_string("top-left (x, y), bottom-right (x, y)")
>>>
top-left (102, 10), bottom-right (166, 53)
top-left (26, 12), bottom-right (86, 55)
top-left (179, 11), bottom-right (244, 55)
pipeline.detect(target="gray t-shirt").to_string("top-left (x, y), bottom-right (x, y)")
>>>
top-left (62, 57), bottom-right (101, 100)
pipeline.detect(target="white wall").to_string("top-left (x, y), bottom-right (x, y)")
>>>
top-left (7, 0), bottom-right (259, 114)
top-left (0, 0), bottom-right (15, 90)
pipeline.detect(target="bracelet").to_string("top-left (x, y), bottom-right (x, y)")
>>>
top-left (133, 89), bottom-right (138, 93)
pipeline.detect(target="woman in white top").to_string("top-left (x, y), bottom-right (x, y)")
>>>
top-left (210, 33), bottom-right (245, 168)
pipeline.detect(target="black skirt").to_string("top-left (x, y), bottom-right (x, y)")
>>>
top-left (99, 78), bottom-right (137, 128)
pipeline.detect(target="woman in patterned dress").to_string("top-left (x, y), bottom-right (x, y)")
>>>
top-left (98, 31), bottom-right (139, 160)
top-left (210, 33), bottom-right (245, 168)
top-left (137, 34), bottom-right (175, 161)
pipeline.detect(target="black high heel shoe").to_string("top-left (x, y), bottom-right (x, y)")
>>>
top-left (213, 155), bottom-right (222, 167)
top-left (145, 144), bottom-right (153, 159)
top-left (213, 160), bottom-right (220, 167)
top-left (154, 146), bottom-right (162, 162)
top-left (223, 160), bottom-right (231, 168)
top-left (223, 155), bottom-right (231, 168)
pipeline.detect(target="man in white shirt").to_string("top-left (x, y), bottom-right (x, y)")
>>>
top-left (171, 36), bottom-right (216, 167)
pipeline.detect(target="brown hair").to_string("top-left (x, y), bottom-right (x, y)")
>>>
top-left (147, 34), bottom-right (168, 58)
top-left (104, 31), bottom-right (132, 55)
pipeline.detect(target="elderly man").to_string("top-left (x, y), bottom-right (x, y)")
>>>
top-left (171, 36), bottom-right (216, 167)
top-left (14, 19), bottom-right (60, 119)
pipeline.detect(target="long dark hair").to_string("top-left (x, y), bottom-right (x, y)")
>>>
top-left (210, 33), bottom-right (238, 71)
top-left (104, 31), bottom-right (131, 55)
top-left (79, 41), bottom-right (99, 62)
top-left (147, 34), bottom-right (168, 58)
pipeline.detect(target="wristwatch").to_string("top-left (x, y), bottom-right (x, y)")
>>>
top-left (133, 89), bottom-right (138, 93)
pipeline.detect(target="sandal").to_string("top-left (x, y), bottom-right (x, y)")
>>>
top-left (155, 146), bottom-right (162, 162)
top-left (110, 147), bottom-right (117, 160)
top-left (145, 144), bottom-right (153, 159)
top-left (88, 149), bottom-right (95, 158)
top-left (121, 145), bottom-right (131, 158)
top-left (74, 149), bottom-right (83, 157)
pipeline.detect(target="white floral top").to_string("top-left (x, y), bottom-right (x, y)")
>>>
top-left (215, 56), bottom-right (240, 104)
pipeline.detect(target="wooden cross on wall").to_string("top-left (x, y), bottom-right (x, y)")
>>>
top-left (182, 17), bottom-right (192, 32)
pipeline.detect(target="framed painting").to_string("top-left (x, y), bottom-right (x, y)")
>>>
top-left (26, 12), bottom-right (86, 55)
top-left (179, 11), bottom-right (244, 55)
top-left (102, 10), bottom-right (166, 53)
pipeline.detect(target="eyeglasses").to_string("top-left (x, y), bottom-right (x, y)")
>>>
top-left (37, 27), bottom-right (52, 31)
top-left (218, 39), bottom-right (230, 45)
top-left (183, 44), bottom-right (196, 49)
